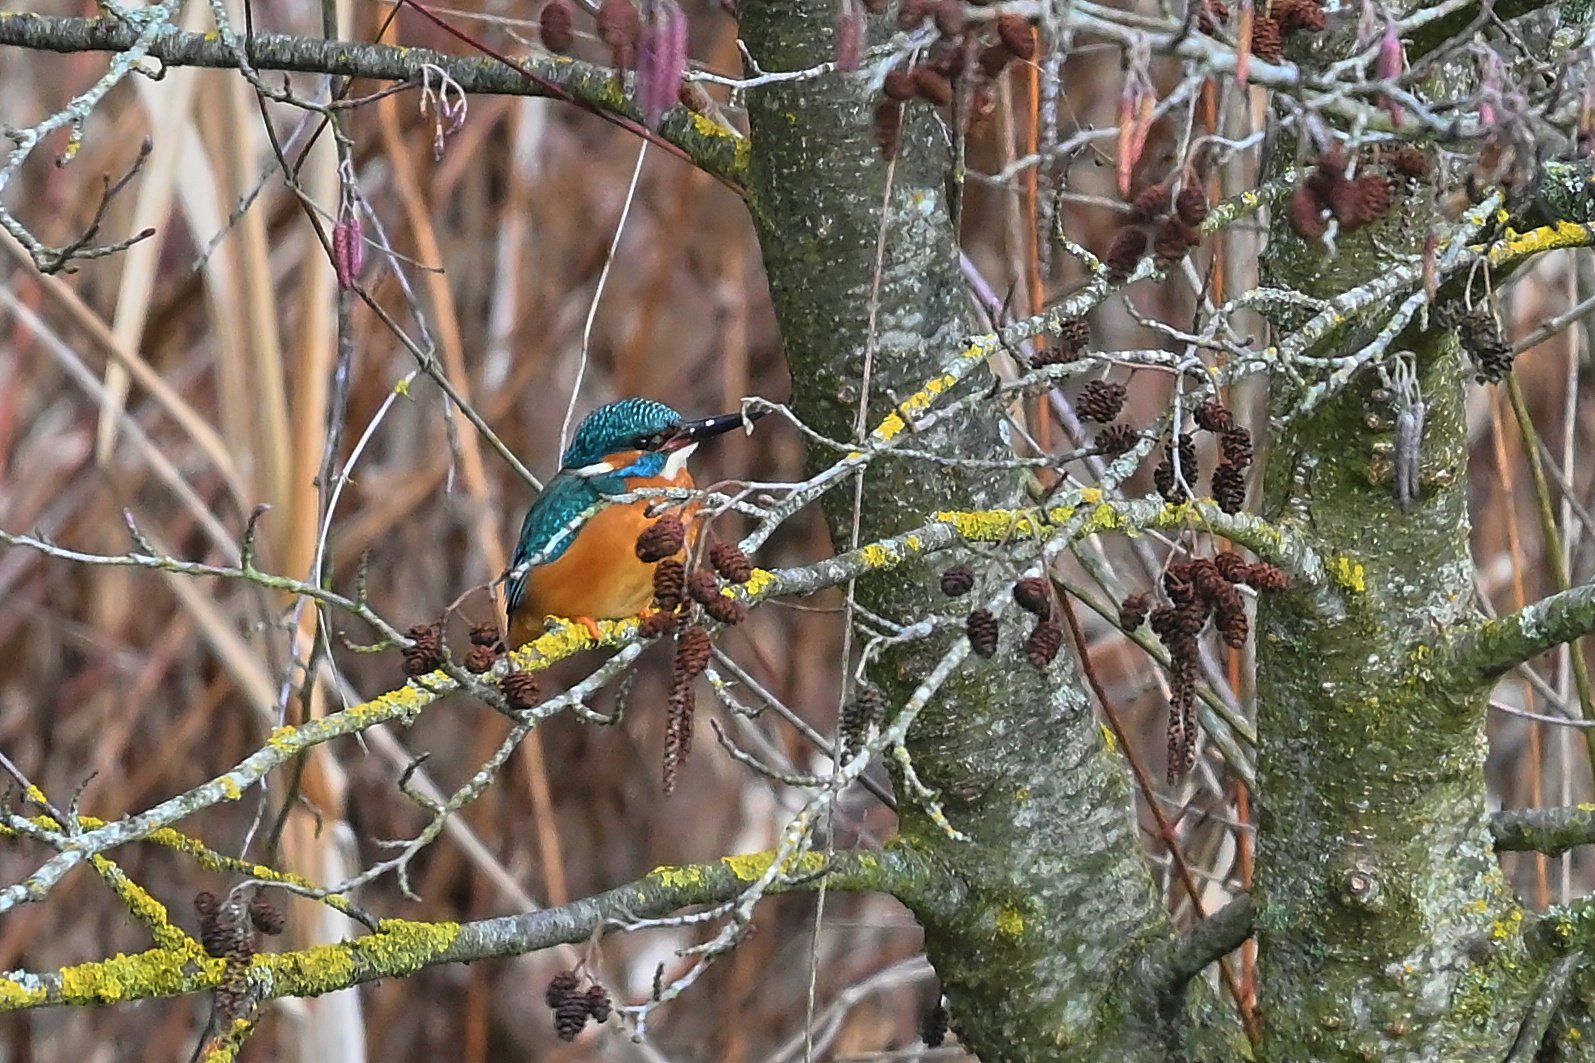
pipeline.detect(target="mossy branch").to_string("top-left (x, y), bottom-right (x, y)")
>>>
top-left (0, 848), bottom-right (936, 1013)
top-left (1146, 893), bottom-right (1257, 991)
top-left (0, 11), bottom-right (748, 187)
top-left (1491, 805), bottom-right (1595, 857)
top-left (1448, 579), bottom-right (1595, 682)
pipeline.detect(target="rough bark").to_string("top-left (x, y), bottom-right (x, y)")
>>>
top-left (735, 4), bottom-right (1242, 1058)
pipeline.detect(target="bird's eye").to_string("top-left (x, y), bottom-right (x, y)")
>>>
top-left (637, 432), bottom-right (667, 450)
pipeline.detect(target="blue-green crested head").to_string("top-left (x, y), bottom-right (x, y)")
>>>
top-left (562, 398), bottom-right (684, 470)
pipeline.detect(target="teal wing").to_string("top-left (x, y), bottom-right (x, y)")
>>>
top-left (506, 473), bottom-right (601, 616)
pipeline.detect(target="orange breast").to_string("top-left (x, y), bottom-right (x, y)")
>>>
top-left (508, 468), bottom-right (698, 648)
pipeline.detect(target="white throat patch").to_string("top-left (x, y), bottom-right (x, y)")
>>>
top-left (662, 442), bottom-right (698, 479)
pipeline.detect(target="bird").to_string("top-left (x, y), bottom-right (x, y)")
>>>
top-left (504, 397), bottom-right (756, 649)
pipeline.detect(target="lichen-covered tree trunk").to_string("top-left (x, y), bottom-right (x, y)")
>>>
top-left (1251, 181), bottom-right (1544, 1059)
top-left (734, 3), bottom-right (1242, 1058)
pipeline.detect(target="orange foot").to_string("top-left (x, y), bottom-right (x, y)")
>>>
top-left (574, 615), bottom-right (605, 642)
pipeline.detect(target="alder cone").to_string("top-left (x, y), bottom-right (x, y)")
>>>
top-left (978, 41), bottom-right (1013, 77)
top-left (883, 69), bottom-right (918, 102)
top-left (1129, 184), bottom-right (1171, 222)
top-left (584, 984), bottom-right (613, 1023)
top-left (1212, 460), bottom-right (1247, 513)
top-left (1104, 227), bottom-right (1148, 275)
top-left (1056, 316), bottom-right (1091, 355)
top-left (1250, 15), bottom-right (1284, 62)
top-left (1193, 398), bottom-right (1234, 433)
top-left (248, 894), bottom-right (286, 935)
top-left (1012, 576), bottom-right (1053, 616)
top-left (1214, 551), bottom-right (1249, 583)
top-left (653, 557), bottom-right (686, 609)
top-left (540, 0), bottom-right (575, 52)
top-left (709, 541), bottom-right (753, 583)
top-left (1175, 184), bottom-right (1209, 227)
top-left (966, 608), bottom-right (999, 658)
top-left (940, 565), bottom-right (975, 597)
top-left (995, 13), bottom-right (1037, 59)
top-left (502, 670), bottom-right (541, 710)
top-left (1246, 563), bottom-right (1290, 592)
top-left (702, 593), bottom-right (747, 625)
top-left (874, 101), bottom-right (903, 160)
top-left (933, 0), bottom-right (967, 37)
top-left (637, 608), bottom-right (679, 638)
top-left (635, 514), bottom-right (686, 562)
top-left (687, 569), bottom-right (722, 606)
top-left (1024, 617), bottom-right (1064, 667)
top-left (1077, 380), bottom-right (1128, 423)
top-left (1118, 592), bottom-right (1151, 631)
top-left (1096, 423), bottom-right (1138, 456)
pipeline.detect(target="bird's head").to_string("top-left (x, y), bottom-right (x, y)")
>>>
top-left (561, 398), bottom-right (758, 479)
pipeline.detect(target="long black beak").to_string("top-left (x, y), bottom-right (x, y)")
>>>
top-left (666, 408), bottom-right (766, 448)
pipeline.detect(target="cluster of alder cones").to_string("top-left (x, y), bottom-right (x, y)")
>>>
top-left (1104, 181), bottom-right (1211, 277)
top-left (634, 514), bottom-right (756, 794)
top-left (400, 620), bottom-right (540, 711)
top-left (1288, 144), bottom-right (1428, 240)
top-left (943, 568), bottom-right (1065, 668)
top-left (1435, 295), bottom-right (1514, 383)
top-left (872, 1), bottom-right (1040, 159)
top-left (194, 890), bottom-right (286, 1020)
top-left (1152, 399), bottom-right (1253, 512)
top-left (1074, 376), bottom-right (1142, 458)
top-left (1121, 553), bottom-right (1288, 781)
top-left (546, 971), bottom-right (613, 1042)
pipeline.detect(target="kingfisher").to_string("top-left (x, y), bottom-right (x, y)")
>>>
top-left (505, 397), bottom-right (755, 648)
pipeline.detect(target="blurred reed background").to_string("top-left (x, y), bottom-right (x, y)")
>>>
top-left (0, 0), bottom-right (1591, 1058)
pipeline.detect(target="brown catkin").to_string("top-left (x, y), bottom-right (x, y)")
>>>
top-left (995, 12), bottom-right (1036, 58)
top-left (540, 0), bottom-right (575, 52)
top-left (637, 608), bottom-right (679, 638)
top-left (883, 69), bottom-right (918, 101)
top-left (1104, 227), bottom-right (1149, 275)
top-left (653, 558), bottom-right (686, 609)
top-left (502, 670), bottom-right (541, 710)
top-left (1289, 184), bottom-right (1328, 239)
top-left (584, 984), bottom-right (613, 1023)
top-left (898, 0), bottom-right (930, 30)
top-left (687, 569), bottom-right (722, 607)
top-left (977, 41), bottom-right (1013, 77)
top-left (1250, 15), bottom-right (1284, 62)
top-left (464, 643), bottom-right (498, 674)
top-left (1096, 423), bottom-right (1138, 456)
top-left (1056, 316), bottom-right (1091, 354)
top-left (933, 0), bottom-right (967, 37)
top-left (1330, 174), bottom-right (1393, 231)
top-left (940, 565), bottom-right (976, 597)
top-left (1012, 576), bottom-right (1053, 617)
top-left (1220, 426), bottom-right (1252, 470)
top-left (701, 593), bottom-right (747, 626)
top-left (635, 514), bottom-right (686, 562)
top-left (1175, 184), bottom-right (1210, 227)
top-left (840, 685), bottom-right (889, 760)
top-left (1119, 592), bottom-right (1151, 631)
top-left (547, 971), bottom-right (580, 1009)
top-left (1246, 563), bottom-right (1290, 592)
top-left (1214, 551), bottom-right (1249, 583)
top-left (1193, 398), bottom-right (1234, 433)
top-left (1389, 145), bottom-right (1431, 179)
top-left (402, 623), bottom-right (444, 677)
top-left (1153, 217), bottom-right (1201, 269)
top-left (1077, 380), bottom-right (1128, 423)
top-left (596, 0), bottom-right (641, 71)
top-left (675, 625), bottom-right (712, 678)
top-left (1129, 184), bottom-right (1171, 222)
top-left (1024, 617), bottom-right (1064, 667)
top-left (709, 542), bottom-right (753, 583)
top-left (248, 894), bottom-right (286, 935)
top-left (966, 608), bottom-right (999, 658)
top-left (1212, 461), bottom-right (1247, 514)
top-left (554, 992), bottom-right (592, 1041)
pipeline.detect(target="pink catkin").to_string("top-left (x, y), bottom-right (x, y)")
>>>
top-left (636, 0), bottom-right (688, 129)
top-left (332, 214), bottom-right (363, 291)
